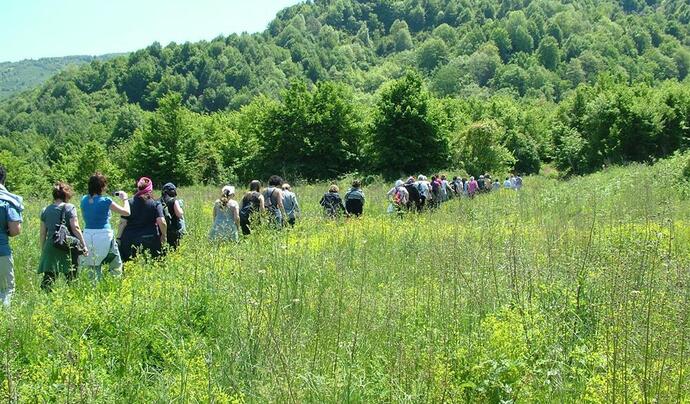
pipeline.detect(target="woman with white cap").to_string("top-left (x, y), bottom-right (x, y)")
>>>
top-left (210, 185), bottom-right (240, 242)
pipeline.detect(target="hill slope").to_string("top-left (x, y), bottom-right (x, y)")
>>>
top-left (0, 54), bottom-right (123, 100)
top-left (0, 0), bottom-right (689, 193)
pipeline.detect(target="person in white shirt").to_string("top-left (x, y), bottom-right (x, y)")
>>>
top-left (281, 183), bottom-right (300, 226)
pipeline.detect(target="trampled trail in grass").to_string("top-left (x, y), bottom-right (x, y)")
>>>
top-left (3, 155), bottom-right (690, 402)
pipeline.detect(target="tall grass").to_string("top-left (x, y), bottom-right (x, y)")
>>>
top-left (2, 156), bottom-right (690, 402)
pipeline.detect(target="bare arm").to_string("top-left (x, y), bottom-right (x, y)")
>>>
top-left (110, 199), bottom-right (131, 216)
top-left (40, 222), bottom-right (46, 245)
top-left (173, 200), bottom-right (184, 218)
top-left (70, 216), bottom-right (89, 256)
top-left (232, 204), bottom-right (240, 227)
top-left (8, 221), bottom-right (21, 237)
top-left (259, 195), bottom-right (265, 212)
top-left (156, 217), bottom-right (167, 244)
top-left (276, 190), bottom-right (287, 218)
top-left (117, 218), bottom-right (128, 239)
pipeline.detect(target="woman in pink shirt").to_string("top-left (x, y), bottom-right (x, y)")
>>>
top-left (468, 176), bottom-right (479, 198)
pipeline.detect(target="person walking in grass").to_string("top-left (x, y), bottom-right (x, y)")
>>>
top-left (160, 183), bottom-right (185, 250)
top-left (441, 175), bottom-right (452, 201)
top-left (38, 182), bottom-right (88, 291)
top-left (281, 183), bottom-right (300, 226)
top-left (79, 173), bottom-right (130, 281)
top-left (118, 177), bottom-right (167, 263)
top-left (239, 180), bottom-right (265, 235)
top-left (468, 176), bottom-right (478, 198)
top-left (429, 175), bottom-right (442, 210)
top-left (503, 177), bottom-right (512, 189)
top-left (416, 175), bottom-right (431, 211)
top-left (263, 175), bottom-right (287, 229)
top-left (387, 180), bottom-right (409, 217)
top-left (0, 165), bottom-right (23, 307)
top-left (320, 184), bottom-right (347, 219)
top-left (344, 180), bottom-right (365, 217)
top-left (210, 185), bottom-right (240, 242)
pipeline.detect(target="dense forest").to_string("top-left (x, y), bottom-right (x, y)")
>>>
top-left (0, 54), bottom-right (122, 100)
top-left (1, 0), bottom-right (689, 195)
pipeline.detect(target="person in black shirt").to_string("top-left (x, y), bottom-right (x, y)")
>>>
top-left (160, 183), bottom-right (185, 249)
top-left (118, 177), bottom-right (167, 262)
top-left (239, 180), bottom-right (265, 235)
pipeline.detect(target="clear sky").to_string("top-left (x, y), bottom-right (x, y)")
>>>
top-left (0, 0), bottom-right (301, 62)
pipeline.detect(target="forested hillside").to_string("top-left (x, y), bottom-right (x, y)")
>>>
top-left (1, 0), bottom-right (690, 195)
top-left (0, 54), bottom-right (122, 100)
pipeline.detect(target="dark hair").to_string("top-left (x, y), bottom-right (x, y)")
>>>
top-left (249, 180), bottom-right (261, 192)
top-left (0, 164), bottom-right (6, 185)
top-left (268, 175), bottom-right (283, 187)
top-left (163, 184), bottom-right (177, 198)
top-left (88, 173), bottom-right (107, 196)
top-left (352, 180), bottom-right (361, 188)
top-left (52, 182), bottom-right (74, 201)
top-left (219, 188), bottom-right (232, 208)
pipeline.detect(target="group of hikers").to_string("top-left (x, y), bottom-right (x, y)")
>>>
top-left (384, 173), bottom-right (523, 215)
top-left (0, 164), bottom-right (523, 308)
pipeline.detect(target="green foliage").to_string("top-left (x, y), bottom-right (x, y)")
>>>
top-left (53, 141), bottom-right (126, 193)
top-left (254, 80), bottom-right (364, 180)
top-left (372, 72), bottom-right (448, 177)
top-left (416, 38), bottom-right (449, 72)
top-left (553, 81), bottom-right (690, 175)
top-left (453, 120), bottom-right (515, 175)
top-left (0, 0), bottom-right (690, 190)
top-left (0, 150), bottom-right (48, 197)
top-left (537, 36), bottom-right (561, 70)
top-left (126, 93), bottom-right (196, 186)
top-left (0, 54), bottom-right (121, 100)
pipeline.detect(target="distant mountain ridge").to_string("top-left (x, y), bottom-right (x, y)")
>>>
top-left (0, 54), bottom-right (124, 99)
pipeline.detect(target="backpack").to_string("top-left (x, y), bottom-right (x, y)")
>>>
top-left (239, 203), bottom-right (253, 220)
top-left (263, 188), bottom-right (279, 214)
top-left (161, 198), bottom-right (182, 234)
top-left (416, 182), bottom-right (426, 196)
top-left (405, 183), bottom-right (421, 202)
top-left (239, 192), bottom-right (259, 221)
top-left (321, 193), bottom-right (341, 217)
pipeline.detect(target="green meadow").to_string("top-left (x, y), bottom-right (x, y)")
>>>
top-left (2, 155), bottom-right (690, 402)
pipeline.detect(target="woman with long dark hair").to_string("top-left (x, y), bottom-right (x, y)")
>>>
top-left (239, 180), bottom-right (265, 235)
top-left (160, 183), bottom-right (185, 249)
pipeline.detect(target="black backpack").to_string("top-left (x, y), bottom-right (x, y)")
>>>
top-left (405, 183), bottom-right (421, 202)
top-left (161, 198), bottom-right (182, 235)
top-left (321, 193), bottom-right (342, 217)
top-left (239, 201), bottom-right (254, 220)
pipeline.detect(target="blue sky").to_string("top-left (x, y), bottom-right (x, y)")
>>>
top-left (0, 0), bottom-right (301, 62)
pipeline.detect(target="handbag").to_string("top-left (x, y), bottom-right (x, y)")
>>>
top-left (52, 204), bottom-right (84, 254)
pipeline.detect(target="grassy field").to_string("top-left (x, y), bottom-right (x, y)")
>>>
top-left (2, 156), bottom-right (690, 402)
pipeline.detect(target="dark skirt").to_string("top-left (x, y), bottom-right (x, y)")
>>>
top-left (119, 234), bottom-right (163, 262)
top-left (345, 199), bottom-right (364, 216)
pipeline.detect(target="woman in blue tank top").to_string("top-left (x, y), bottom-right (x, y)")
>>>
top-left (80, 173), bottom-right (130, 281)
